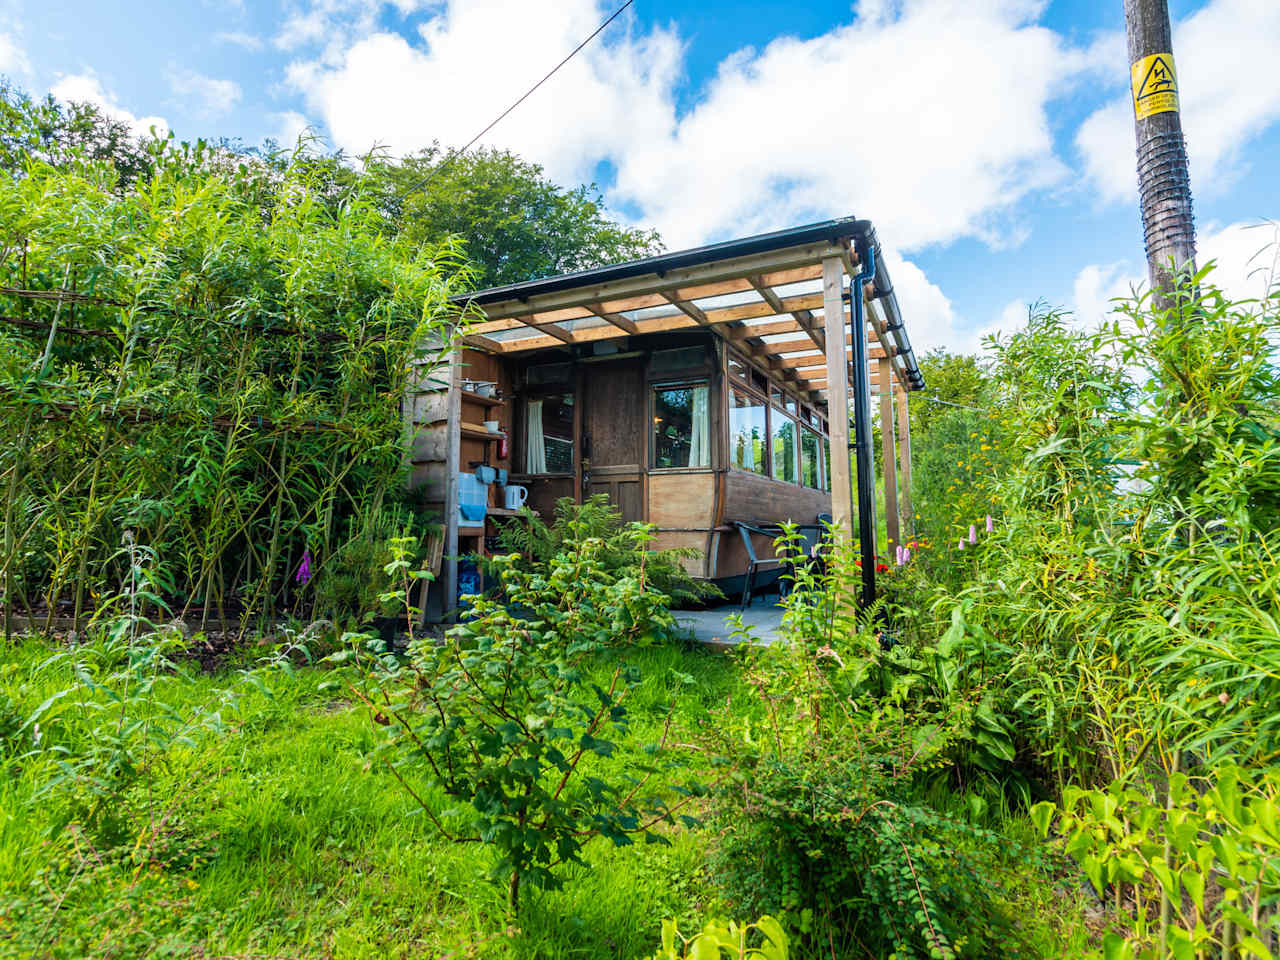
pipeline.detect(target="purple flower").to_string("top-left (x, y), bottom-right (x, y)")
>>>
top-left (895, 545), bottom-right (904, 566)
top-left (986, 515), bottom-right (994, 533)
top-left (969, 524), bottom-right (978, 545)
top-left (903, 547), bottom-right (911, 563)
top-left (296, 549), bottom-right (313, 586)
top-left (958, 539), bottom-right (966, 551)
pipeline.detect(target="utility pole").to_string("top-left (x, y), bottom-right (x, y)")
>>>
top-left (1124, 0), bottom-right (1196, 299)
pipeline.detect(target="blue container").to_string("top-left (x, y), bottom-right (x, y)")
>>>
top-left (458, 472), bottom-right (488, 524)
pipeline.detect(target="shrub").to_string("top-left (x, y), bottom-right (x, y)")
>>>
top-left (345, 522), bottom-right (701, 914)
top-left (496, 494), bottom-right (720, 606)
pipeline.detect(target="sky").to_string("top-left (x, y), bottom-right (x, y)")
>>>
top-left (2, 0), bottom-right (1277, 356)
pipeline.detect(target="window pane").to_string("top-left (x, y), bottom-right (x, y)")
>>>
top-left (525, 393), bottom-right (574, 473)
top-left (654, 383), bottom-right (710, 468)
top-left (730, 389), bottom-right (767, 475)
top-left (801, 429), bottom-right (820, 488)
top-left (727, 353), bottom-right (749, 382)
top-left (823, 437), bottom-right (832, 491)
top-left (773, 387), bottom-right (797, 415)
top-left (772, 411), bottom-right (797, 483)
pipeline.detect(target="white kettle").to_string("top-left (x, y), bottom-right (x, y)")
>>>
top-left (503, 484), bottom-right (529, 510)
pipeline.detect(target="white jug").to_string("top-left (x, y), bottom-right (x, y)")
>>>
top-left (504, 484), bottom-right (528, 510)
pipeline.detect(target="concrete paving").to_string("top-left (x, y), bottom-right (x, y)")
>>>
top-left (674, 601), bottom-right (785, 648)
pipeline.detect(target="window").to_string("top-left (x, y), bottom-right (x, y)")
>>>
top-left (751, 369), bottom-right (769, 394)
top-left (730, 389), bottom-right (768, 475)
top-left (654, 383), bottom-right (711, 468)
top-left (801, 429), bottom-right (821, 489)
top-left (772, 387), bottom-right (798, 415)
top-left (823, 437), bottom-right (832, 491)
top-left (524, 393), bottom-right (574, 473)
top-left (772, 411), bottom-right (797, 483)
top-left (727, 353), bottom-right (750, 382)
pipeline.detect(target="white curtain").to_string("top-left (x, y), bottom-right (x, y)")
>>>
top-left (525, 399), bottom-right (547, 474)
top-left (689, 385), bottom-right (710, 467)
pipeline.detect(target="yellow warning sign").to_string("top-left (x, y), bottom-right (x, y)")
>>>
top-left (1131, 53), bottom-right (1180, 120)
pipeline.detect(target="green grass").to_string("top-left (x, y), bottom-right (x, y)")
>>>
top-left (0, 635), bottom-right (1091, 959)
top-left (0, 638), bottom-right (740, 959)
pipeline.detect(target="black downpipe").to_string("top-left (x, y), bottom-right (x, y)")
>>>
top-left (848, 239), bottom-right (878, 609)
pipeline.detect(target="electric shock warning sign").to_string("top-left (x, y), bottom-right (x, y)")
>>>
top-left (1131, 53), bottom-right (1180, 120)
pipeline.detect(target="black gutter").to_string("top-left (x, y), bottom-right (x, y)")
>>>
top-left (453, 215), bottom-right (871, 305)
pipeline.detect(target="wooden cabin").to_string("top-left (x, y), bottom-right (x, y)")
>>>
top-left (407, 216), bottom-right (925, 616)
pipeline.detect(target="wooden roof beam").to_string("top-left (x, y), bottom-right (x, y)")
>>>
top-left (748, 273), bottom-right (825, 353)
top-left (586, 302), bottom-right (639, 335)
top-left (660, 291), bottom-right (710, 325)
top-left (472, 240), bottom-right (846, 322)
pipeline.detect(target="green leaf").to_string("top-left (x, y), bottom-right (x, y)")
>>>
top-left (1029, 801), bottom-right (1055, 838)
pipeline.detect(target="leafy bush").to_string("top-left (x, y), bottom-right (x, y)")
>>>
top-left (702, 532), bottom-right (1048, 957)
top-left (496, 494), bottom-right (720, 606)
top-left (345, 521), bottom-right (701, 914)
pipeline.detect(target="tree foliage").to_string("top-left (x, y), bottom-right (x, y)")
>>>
top-left (378, 145), bottom-right (663, 288)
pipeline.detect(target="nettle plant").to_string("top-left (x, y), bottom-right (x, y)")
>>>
top-left (345, 522), bottom-right (700, 914)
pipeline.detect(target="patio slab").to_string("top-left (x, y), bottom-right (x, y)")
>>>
top-left (675, 601), bottom-right (785, 648)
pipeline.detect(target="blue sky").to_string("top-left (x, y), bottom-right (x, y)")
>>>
top-left (2, 0), bottom-right (1277, 354)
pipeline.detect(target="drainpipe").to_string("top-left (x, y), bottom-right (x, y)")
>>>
top-left (846, 236), bottom-right (878, 609)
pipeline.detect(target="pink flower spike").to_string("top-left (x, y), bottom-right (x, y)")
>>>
top-left (969, 524), bottom-right (977, 544)
top-left (896, 545), bottom-right (904, 566)
top-left (986, 515), bottom-right (994, 533)
top-left (958, 539), bottom-right (965, 551)
top-left (904, 547), bottom-right (911, 563)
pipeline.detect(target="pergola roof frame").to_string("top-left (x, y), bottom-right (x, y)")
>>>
top-left (450, 215), bottom-right (926, 401)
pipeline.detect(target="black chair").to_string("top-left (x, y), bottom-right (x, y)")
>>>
top-left (734, 521), bottom-right (826, 611)
top-left (734, 521), bottom-right (783, 612)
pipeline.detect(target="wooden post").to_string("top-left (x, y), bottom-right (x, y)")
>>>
top-left (896, 388), bottom-right (914, 538)
top-left (443, 348), bottom-right (462, 620)
top-left (822, 256), bottom-right (853, 535)
top-left (878, 358), bottom-right (900, 552)
top-left (1125, 0), bottom-right (1196, 299)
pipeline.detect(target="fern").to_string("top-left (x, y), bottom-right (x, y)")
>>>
top-left (495, 495), bottom-right (719, 607)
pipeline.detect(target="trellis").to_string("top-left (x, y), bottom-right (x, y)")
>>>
top-left (0, 153), bottom-right (467, 636)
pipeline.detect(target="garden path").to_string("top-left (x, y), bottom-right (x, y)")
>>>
top-left (675, 602), bottom-right (783, 648)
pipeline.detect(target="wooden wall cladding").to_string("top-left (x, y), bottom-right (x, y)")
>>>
top-left (722, 470), bottom-right (830, 526)
top-left (523, 475), bottom-right (574, 519)
top-left (651, 530), bottom-right (707, 578)
top-left (648, 472), bottom-right (715, 530)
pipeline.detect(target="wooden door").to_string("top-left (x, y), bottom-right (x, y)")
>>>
top-left (582, 359), bottom-right (645, 522)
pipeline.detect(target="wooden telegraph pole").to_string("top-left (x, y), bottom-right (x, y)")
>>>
top-left (1124, 0), bottom-right (1196, 298)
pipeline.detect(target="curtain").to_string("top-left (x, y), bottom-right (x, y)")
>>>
top-left (689, 386), bottom-right (710, 467)
top-left (525, 399), bottom-right (547, 473)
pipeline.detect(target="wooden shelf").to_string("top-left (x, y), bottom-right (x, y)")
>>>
top-left (460, 389), bottom-right (504, 407)
top-left (461, 425), bottom-right (507, 441)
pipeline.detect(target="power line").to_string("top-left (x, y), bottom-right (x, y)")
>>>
top-left (396, 0), bottom-right (635, 200)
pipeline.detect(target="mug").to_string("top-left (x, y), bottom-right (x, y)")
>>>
top-left (483, 420), bottom-right (500, 433)
top-left (504, 485), bottom-right (528, 510)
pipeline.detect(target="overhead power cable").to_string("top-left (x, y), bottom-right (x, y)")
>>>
top-left (396, 0), bottom-right (635, 200)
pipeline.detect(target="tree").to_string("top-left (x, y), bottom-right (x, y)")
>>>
top-left (378, 146), bottom-right (663, 288)
top-left (0, 79), bottom-right (156, 188)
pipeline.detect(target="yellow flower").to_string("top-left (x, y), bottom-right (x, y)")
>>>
top-left (980, 444), bottom-right (992, 451)
top-left (970, 432), bottom-right (978, 438)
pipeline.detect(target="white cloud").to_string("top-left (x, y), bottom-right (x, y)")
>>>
top-left (169, 68), bottom-right (242, 116)
top-left (215, 31), bottom-right (265, 51)
top-left (0, 31), bottom-right (28, 74)
top-left (50, 72), bottom-right (169, 139)
top-left (1076, 0), bottom-right (1280, 204)
top-left (1069, 220), bottom-right (1279, 332)
top-left (284, 0), bottom-right (1090, 254)
top-left (1072, 261), bottom-right (1144, 328)
top-left (1199, 220), bottom-right (1280, 303)
top-left (271, 109), bottom-right (313, 148)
